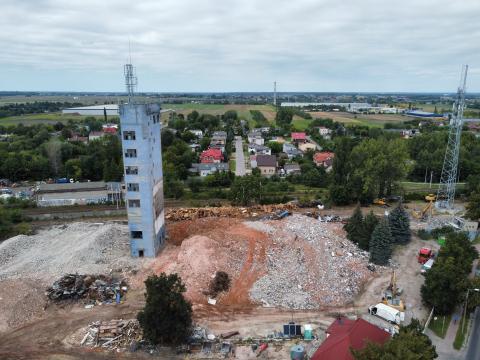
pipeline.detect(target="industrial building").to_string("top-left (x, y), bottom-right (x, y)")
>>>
top-left (62, 104), bottom-right (120, 116)
top-left (120, 64), bottom-right (165, 258)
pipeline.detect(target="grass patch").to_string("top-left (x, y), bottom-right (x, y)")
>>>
top-left (428, 314), bottom-right (452, 339)
top-left (401, 181), bottom-right (466, 192)
top-left (453, 315), bottom-right (470, 350)
top-left (292, 117), bottom-right (312, 131)
top-left (229, 159), bottom-right (236, 172)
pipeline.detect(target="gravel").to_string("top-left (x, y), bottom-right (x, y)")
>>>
top-left (0, 222), bottom-right (139, 282)
top-left (248, 214), bottom-right (373, 309)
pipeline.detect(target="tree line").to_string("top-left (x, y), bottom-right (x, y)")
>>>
top-left (0, 101), bottom-right (83, 118)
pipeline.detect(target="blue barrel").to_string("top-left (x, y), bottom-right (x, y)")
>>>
top-left (290, 345), bottom-right (305, 360)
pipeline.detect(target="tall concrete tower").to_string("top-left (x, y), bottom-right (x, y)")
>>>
top-left (119, 64), bottom-right (165, 257)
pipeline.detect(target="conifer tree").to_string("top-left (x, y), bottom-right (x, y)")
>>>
top-left (369, 218), bottom-right (393, 265)
top-left (344, 205), bottom-right (364, 246)
top-left (358, 211), bottom-right (379, 251)
top-left (389, 203), bottom-right (411, 245)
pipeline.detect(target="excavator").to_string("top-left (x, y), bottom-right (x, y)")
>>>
top-left (412, 194), bottom-right (436, 221)
top-left (381, 270), bottom-right (406, 312)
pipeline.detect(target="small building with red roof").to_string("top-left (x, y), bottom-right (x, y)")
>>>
top-left (311, 317), bottom-right (390, 360)
top-left (291, 132), bottom-right (307, 144)
top-left (200, 148), bottom-right (224, 164)
top-left (313, 151), bottom-right (335, 169)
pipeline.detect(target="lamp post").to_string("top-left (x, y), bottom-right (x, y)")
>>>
top-left (462, 288), bottom-right (480, 334)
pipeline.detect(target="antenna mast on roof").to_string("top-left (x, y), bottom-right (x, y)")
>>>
top-left (124, 41), bottom-right (137, 103)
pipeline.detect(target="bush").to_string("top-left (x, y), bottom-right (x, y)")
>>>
top-left (209, 271), bottom-right (231, 297)
top-left (417, 229), bottom-right (432, 240)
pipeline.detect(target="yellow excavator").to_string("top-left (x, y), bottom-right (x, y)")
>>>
top-left (412, 194), bottom-right (436, 220)
top-left (381, 270), bottom-right (406, 312)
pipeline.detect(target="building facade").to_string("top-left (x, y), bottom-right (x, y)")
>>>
top-left (120, 102), bottom-right (165, 257)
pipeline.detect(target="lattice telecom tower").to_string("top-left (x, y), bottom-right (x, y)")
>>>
top-left (273, 81), bottom-right (277, 106)
top-left (435, 65), bottom-right (468, 211)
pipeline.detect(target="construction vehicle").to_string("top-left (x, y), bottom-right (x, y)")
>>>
top-left (412, 194), bottom-right (436, 221)
top-left (417, 247), bottom-right (435, 264)
top-left (381, 271), bottom-right (406, 312)
top-left (373, 198), bottom-right (390, 207)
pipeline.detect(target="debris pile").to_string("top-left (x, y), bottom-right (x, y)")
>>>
top-left (81, 319), bottom-right (141, 351)
top-left (165, 204), bottom-right (297, 222)
top-left (249, 214), bottom-right (373, 309)
top-left (46, 274), bottom-right (127, 303)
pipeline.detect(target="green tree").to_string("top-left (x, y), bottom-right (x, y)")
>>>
top-left (330, 137), bottom-right (356, 205)
top-left (466, 190), bottom-right (480, 220)
top-left (369, 218), bottom-right (392, 265)
top-left (275, 108), bottom-right (294, 129)
top-left (229, 175), bottom-right (262, 206)
top-left (165, 179), bottom-right (185, 199)
top-left (187, 177), bottom-right (202, 193)
top-left (344, 205), bottom-right (364, 246)
top-left (388, 204), bottom-right (411, 245)
top-left (359, 211), bottom-right (379, 251)
top-left (137, 274), bottom-right (192, 345)
top-left (268, 141), bottom-right (283, 154)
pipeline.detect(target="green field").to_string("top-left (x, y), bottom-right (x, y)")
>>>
top-left (0, 113), bottom-right (116, 126)
top-left (401, 181), bottom-right (466, 193)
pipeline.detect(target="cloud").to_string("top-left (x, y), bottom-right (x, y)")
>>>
top-left (0, 0), bottom-right (479, 91)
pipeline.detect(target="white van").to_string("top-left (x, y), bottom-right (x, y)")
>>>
top-left (421, 258), bottom-right (435, 274)
top-left (368, 303), bottom-right (405, 325)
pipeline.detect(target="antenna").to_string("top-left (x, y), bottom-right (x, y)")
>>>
top-left (124, 63), bottom-right (137, 103)
top-left (273, 81), bottom-right (277, 106)
top-left (435, 65), bottom-right (468, 211)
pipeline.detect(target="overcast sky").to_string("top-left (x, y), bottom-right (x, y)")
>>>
top-left (1, 0), bottom-right (480, 92)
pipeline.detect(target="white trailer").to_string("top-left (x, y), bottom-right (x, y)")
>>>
top-left (368, 303), bottom-right (405, 325)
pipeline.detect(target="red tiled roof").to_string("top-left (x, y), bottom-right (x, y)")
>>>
top-left (313, 152), bottom-right (335, 163)
top-left (311, 318), bottom-right (390, 360)
top-left (103, 127), bottom-right (117, 134)
top-left (291, 132), bottom-right (306, 140)
top-left (200, 148), bottom-right (223, 159)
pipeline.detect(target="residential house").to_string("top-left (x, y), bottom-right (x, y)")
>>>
top-left (189, 163), bottom-right (229, 177)
top-left (212, 131), bottom-right (227, 144)
top-left (313, 152), bottom-right (335, 170)
top-left (88, 131), bottom-right (104, 141)
top-left (283, 142), bottom-right (303, 159)
top-left (248, 143), bottom-right (271, 155)
top-left (256, 155), bottom-right (277, 177)
top-left (247, 131), bottom-right (265, 145)
top-left (283, 163), bottom-right (301, 175)
top-left (200, 148), bottom-right (224, 163)
top-left (272, 136), bottom-right (286, 144)
top-left (311, 317), bottom-right (390, 360)
top-left (298, 142), bottom-right (317, 152)
top-left (102, 123), bottom-right (118, 135)
top-left (189, 143), bottom-right (201, 152)
top-left (316, 126), bottom-right (332, 139)
top-left (291, 132), bottom-right (307, 144)
top-left (211, 131), bottom-right (228, 152)
top-left (68, 134), bottom-right (89, 144)
top-left (189, 129), bottom-right (203, 139)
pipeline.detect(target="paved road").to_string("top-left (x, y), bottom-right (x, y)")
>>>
top-left (235, 136), bottom-right (246, 176)
top-left (466, 307), bottom-right (480, 360)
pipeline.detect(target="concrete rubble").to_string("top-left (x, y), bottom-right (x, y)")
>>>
top-left (46, 274), bottom-right (127, 303)
top-left (249, 214), bottom-right (374, 309)
top-left (165, 204), bottom-right (297, 222)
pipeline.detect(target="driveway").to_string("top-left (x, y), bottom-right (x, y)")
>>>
top-left (235, 136), bottom-right (246, 176)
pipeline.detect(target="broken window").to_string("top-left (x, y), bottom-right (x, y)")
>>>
top-left (123, 131), bottom-right (136, 140)
top-left (128, 199), bottom-right (140, 208)
top-left (125, 149), bottom-right (137, 158)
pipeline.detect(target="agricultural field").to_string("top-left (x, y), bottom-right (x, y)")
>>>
top-left (308, 111), bottom-right (409, 127)
top-left (0, 113), bottom-right (115, 126)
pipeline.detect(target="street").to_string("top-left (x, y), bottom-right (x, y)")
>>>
top-left (465, 307), bottom-right (480, 360)
top-left (235, 136), bottom-right (246, 176)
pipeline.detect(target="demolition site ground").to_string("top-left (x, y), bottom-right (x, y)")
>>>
top-left (0, 207), bottom-right (432, 359)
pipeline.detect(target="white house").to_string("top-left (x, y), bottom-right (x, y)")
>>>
top-left (248, 143), bottom-right (272, 155)
top-left (189, 129), bottom-right (203, 139)
top-left (247, 132), bottom-right (265, 145)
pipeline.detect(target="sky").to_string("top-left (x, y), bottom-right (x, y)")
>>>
top-left (1, 0), bottom-right (480, 92)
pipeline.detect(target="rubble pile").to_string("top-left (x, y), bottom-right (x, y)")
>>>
top-left (249, 214), bottom-right (373, 309)
top-left (46, 274), bottom-right (127, 303)
top-left (81, 319), bottom-right (141, 351)
top-left (165, 204), bottom-right (297, 222)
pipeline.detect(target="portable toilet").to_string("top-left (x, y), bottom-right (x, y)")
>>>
top-left (304, 324), bottom-right (313, 340)
top-left (290, 345), bottom-right (305, 360)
